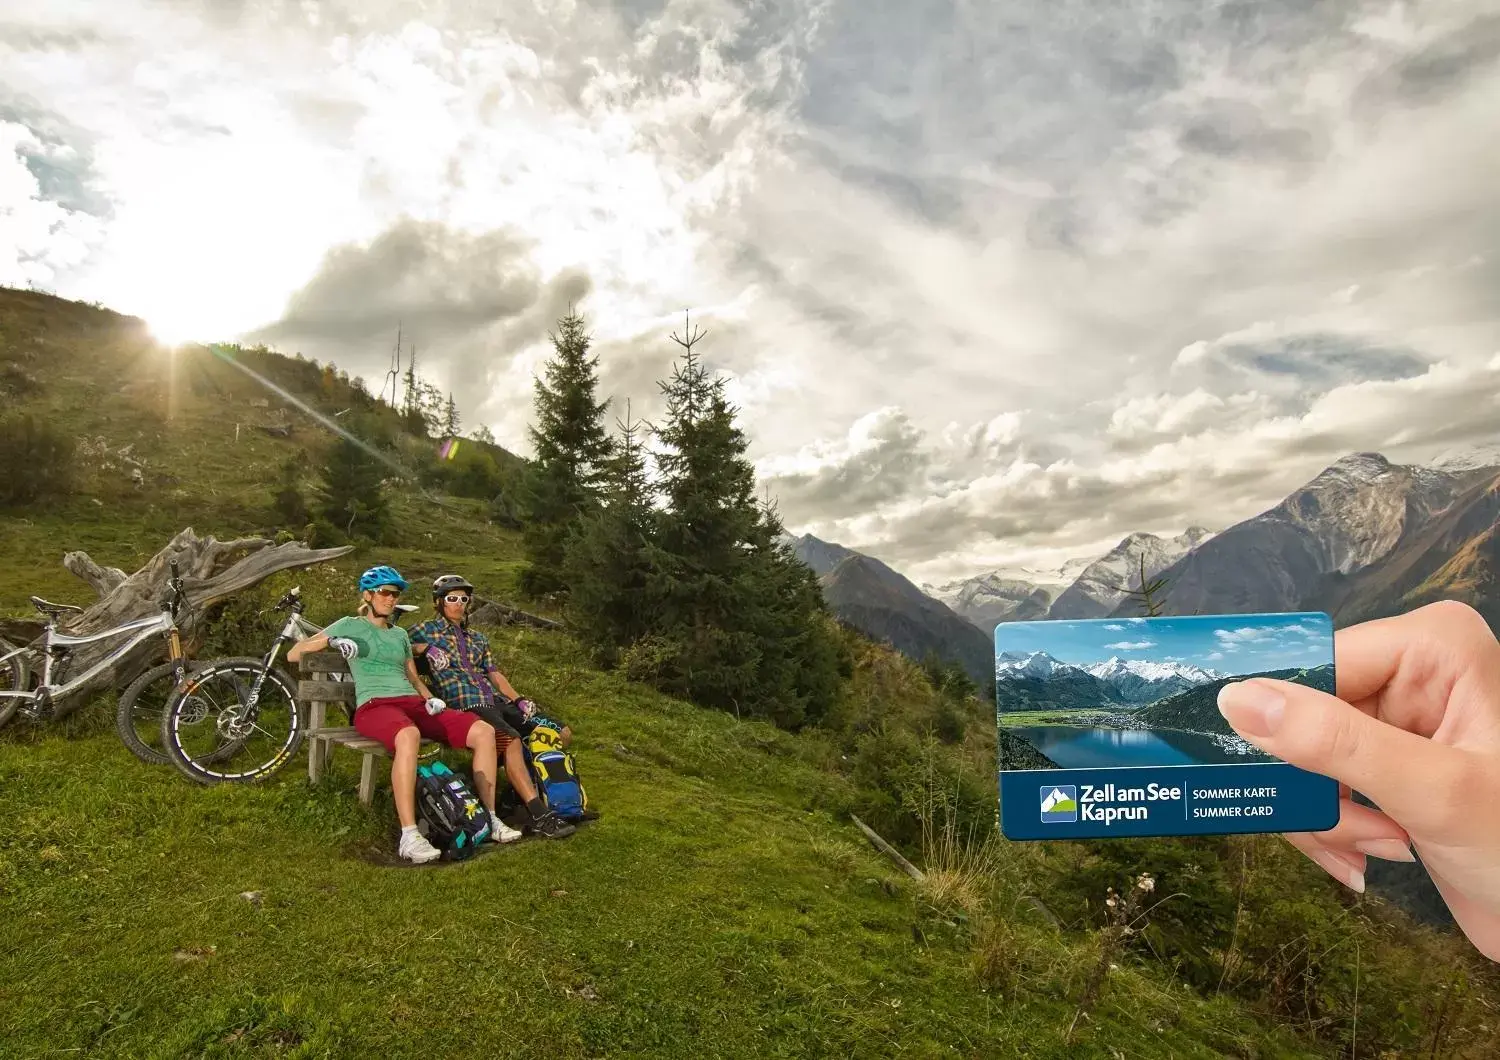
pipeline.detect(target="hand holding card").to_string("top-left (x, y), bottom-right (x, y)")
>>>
top-left (1216, 600), bottom-right (1500, 963)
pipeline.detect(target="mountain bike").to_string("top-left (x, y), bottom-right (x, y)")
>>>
top-left (158, 587), bottom-right (420, 785)
top-left (114, 582), bottom-right (333, 766)
top-left (0, 562), bottom-right (188, 732)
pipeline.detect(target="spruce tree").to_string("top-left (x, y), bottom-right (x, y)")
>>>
top-left (519, 308), bottom-right (615, 598)
top-left (443, 392), bottom-right (460, 436)
top-left (563, 400), bottom-right (663, 665)
top-left (640, 315), bottom-right (840, 725)
top-left (317, 417), bottom-right (390, 541)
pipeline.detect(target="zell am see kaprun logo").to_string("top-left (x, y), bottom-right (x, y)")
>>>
top-left (1039, 785), bottom-right (1078, 823)
top-left (1041, 782), bottom-right (1185, 825)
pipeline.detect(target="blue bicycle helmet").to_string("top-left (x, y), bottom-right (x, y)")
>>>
top-left (358, 565), bottom-right (408, 592)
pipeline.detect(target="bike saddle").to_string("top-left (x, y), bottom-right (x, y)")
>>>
top-left (395, 604), bottom-right (419, 614)
top-left (30, 596), bottom-right (83, 617)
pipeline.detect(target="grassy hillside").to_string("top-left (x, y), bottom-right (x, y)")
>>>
top-left (3, 287), bottom-right (1500, 1058)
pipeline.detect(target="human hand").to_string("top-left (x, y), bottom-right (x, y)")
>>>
top-left (515, 697), bottom-right (536, 719)
top-left (425, 697), bottom-right (446, 716)
top-left (1216, 600), bottom-right (1500, 961)
top-left (329, 636), bottom-right (360, 660)
top-left (426, 646), bottom-right (450, 671)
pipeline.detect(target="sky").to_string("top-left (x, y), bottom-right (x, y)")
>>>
top-left (995, 612), bottom-right (1335, 674)
top-left (4, 0), bottom-right (1499, 583)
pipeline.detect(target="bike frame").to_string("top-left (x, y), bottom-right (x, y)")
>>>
top-left (0, 611), bottom-right (173, 704)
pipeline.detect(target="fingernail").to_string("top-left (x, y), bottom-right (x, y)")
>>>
top-left (1355, 839), bottom-right (1416, 863)
top-left (1309, 846), bottom-right (1365, 893)
top-left (1217, 681), bottom-right (1285, 738)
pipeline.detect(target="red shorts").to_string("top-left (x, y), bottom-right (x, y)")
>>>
top-left (354, 695), bottom-right (482, 753)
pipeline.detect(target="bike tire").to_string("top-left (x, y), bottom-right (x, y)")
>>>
top-left (115, 659), bottom-right (200, 765)
top-left (0, 643), bottom-right (23, 730)
top-left (161, 658), bottom-right (302, 786)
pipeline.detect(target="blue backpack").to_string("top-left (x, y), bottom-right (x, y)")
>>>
top-left (523, 715), bottom-right (588, 821)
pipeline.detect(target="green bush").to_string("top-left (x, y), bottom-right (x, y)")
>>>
top-left (0, 413), bottom-right (74, 508)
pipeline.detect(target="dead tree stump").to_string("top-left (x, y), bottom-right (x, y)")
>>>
top-left (36, 527), bottom-right (352, 718)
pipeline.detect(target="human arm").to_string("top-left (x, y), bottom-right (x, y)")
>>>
top-left (404, 657), bottom-right (439, 703)
top-left (286, 631), bottom-right (327, 664)
top-left (487, 668), bottom-right (522, 702)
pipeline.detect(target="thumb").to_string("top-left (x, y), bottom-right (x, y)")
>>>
top-left (1217, 677), bottom-right (1470, 836)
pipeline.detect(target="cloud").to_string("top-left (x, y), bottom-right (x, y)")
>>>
top-left (1104, 640), bottom-right (1156, 650)
top-left (4, 0), bottom-right (1500, 579)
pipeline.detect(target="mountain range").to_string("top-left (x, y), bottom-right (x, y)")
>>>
top-left (995, 650), bottom-right (1225, 708)
top-left (788, 447), bottom-right (1500, 690)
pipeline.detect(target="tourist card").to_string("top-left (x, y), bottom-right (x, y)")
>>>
top-left (995, 612), bottom-right (1340, 840)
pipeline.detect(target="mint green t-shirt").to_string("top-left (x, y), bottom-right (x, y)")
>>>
top-left (323, 616), bottom-right (418, 707)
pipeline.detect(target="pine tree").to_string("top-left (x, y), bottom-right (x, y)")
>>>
top-left (519, 308), bottom-right (615, 598)
top-left (635, 315), bottom-right (840, 725)
top-left (471, 424), bottom-right (497, 446)
top-left (443, 392), bottom-right (460, 436)
top-left (271, 451), bottom-right (311, 528)
top-left (563, 401), bottom-right (663, 665)
top-left (317, 417), bottom-right (390, 541)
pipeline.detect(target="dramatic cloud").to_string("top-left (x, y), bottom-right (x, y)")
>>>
top-left (4, 0), bottom-right (1499, 580)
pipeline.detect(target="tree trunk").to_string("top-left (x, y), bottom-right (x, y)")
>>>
top-left (467, 595), bottom-right (562, 630)
top-left (38, 527), bottom-right (352, 718)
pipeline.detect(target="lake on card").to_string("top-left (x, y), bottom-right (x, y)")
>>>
top-left (1007, 725), bottom-right (1271, 768)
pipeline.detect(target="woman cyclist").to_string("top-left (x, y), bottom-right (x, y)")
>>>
top-left (287, 564), bottom-right (518, 864)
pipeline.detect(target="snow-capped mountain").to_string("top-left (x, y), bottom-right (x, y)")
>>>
top-left (995, 650), bottom-right (1081, 679)
top-left (925, 557), bottom-right (1093, 632)
top-left (996, 651), bottom-right (1223, 703)
top-left (1114, 452), bottom-right (1478, 618)
top-left (1081, 657), bottom-right (1226, 703)
top-left (1047, 527), bottom-right (1214, 620)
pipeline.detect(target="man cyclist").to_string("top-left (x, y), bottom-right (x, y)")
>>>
top-left (410, 573), bottom-right (576, 839)
top-left (287, 565), bottom-right (520, 864)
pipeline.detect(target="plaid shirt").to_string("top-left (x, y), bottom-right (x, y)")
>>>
top-left (409, 617), bottom-right (497, 714)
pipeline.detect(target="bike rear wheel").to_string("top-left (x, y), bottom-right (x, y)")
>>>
top-left (0, 643), bottom-right (23, 730)
top-left (160, 659), bottom-right (302, 784)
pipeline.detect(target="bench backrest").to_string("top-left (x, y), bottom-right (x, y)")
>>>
top-left (297, 651), bottom-right (356, 706)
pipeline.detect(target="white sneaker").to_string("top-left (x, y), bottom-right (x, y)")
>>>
top-left (399, 829), bottom-right (442, 864)
top-left (489, 812), bottom-right (523, 844)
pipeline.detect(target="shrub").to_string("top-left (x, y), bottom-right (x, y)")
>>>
top-left (0, 413), bottom-right (74, 508)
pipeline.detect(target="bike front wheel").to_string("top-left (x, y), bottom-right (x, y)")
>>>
top-left (160, 659), bottom-right (302, 784)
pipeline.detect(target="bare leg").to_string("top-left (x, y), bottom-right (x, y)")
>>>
top-left (466, 720), bottom-right (498, 813)
top-left (392, 726), bottom-right (420, 828)
top-left (503, 738), bottom-right (539, 802)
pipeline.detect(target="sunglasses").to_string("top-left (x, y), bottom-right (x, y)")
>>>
top-left (443, 594), bottom-right (471, 604)
top-left (371, 588), bottom-right (403, 598)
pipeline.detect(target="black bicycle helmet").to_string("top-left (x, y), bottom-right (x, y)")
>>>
top-left (431, 574), bottom-right (475, 601)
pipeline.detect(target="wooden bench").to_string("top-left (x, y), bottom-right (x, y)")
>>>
top-left (297, 652), bottom-right (438, 806)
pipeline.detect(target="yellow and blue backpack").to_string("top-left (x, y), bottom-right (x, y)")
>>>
top-left (523, 715), bottom-right (589, 822)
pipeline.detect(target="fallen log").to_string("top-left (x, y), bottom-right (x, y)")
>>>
top-left (37, 527), bottom-right (352, 718)
top-left (850, 813), bottom-right (925, 882)
top-left (467, 595), bottom-right (562, 630)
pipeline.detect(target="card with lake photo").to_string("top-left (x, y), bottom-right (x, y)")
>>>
top-left (995, 612), bottom-right (1341, 841)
